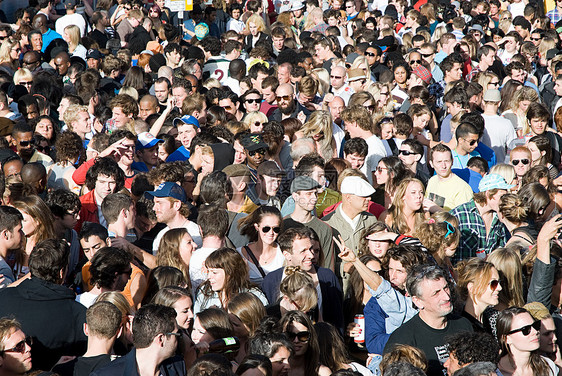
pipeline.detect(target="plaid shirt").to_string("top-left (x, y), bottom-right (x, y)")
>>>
top-left (547, 8), bottom-right (562, 26)
top-left (450, 200), bottom-right (510, 264)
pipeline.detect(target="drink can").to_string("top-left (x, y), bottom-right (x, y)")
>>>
top-left (354, 314), bottom-right (365, 343)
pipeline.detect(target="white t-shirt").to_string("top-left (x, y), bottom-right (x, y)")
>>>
top-left (55, 13), bottom-right (87, 37)
top-left (236, 245), bottom-right (285, 284)
top-left (76, 291), bottom-right (98, 308)
top-left (189, 247), bottom-right (218, 296)
top-left (482, 114), bottom-right (517, 163)
top-left (227, 18), bottom-right (245, 33)
top-left (152, 221), bottom-right (202, 254)
top-left (363, 134), bottom-right (388, 185)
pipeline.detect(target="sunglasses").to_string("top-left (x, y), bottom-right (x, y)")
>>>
top-left (245, 98), bottom-right (262, 104)
top-left (286, 331), bottom-right (311, 342)
top-left (511, 158), bottom-right (529, 166)
top-left (508, 320), bottom-right (541, 336)
top-left (531, 37), bottom-right (541, 41)
top-left (262, 226), bottom-right (281, 233)
top-left (249, 148), bottom-right (267, 156)
top-left (276, 95), bottom-right (291, 102)
top-left (409, 60), bottom-right (422, 65)
top-left (2, 336), bottom-right (32, 354)
top-left (36, 145), bottom-right (51, 154)
top-left (444, 220), bottom-right (456, 239)
top-left (488, 279), bottom-right (500, 291)
top-left (19, 140), bottom-right (34, 147)
top-left (463, 138), bottom-right (478, 146)
top-left (330, 75), bottom-right (343, 79)
top-left (399, 149), bottom-right (416, 156)
top-left (19, 81), bottom-right (32, 86)
top-left (489, 81), bottom-right (500, 86)
top-left (365, 52), bottom-right (376, 57)
top-left (421, 52), bottom-right (433, 58)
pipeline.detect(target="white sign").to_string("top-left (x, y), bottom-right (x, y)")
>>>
top-left (165, 0), bottom-right (193, 12)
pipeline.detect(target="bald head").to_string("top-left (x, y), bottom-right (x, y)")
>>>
top-left (21, 162), bottom-right (46, 186)
top-left (276, 83), bottom-right (294, 96)
top-left (290, 138), bottom-right (315, 162)
top-left (32, 14), bottom-right (47, 31)
top-left (54, 52), bottom-right (71, 76)
top-left (158, 66), bottom-right (173, 80)
top-left (139, 95), bottom-right (158, 120)
top-left (332, 66), bottom-right (346, 76)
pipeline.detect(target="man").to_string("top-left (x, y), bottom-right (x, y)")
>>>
top-left (133, 132), bottom-right (163, 172)
top-left (451, 173), bottom-right (512, 262)
top-left (277, 62), bottom-right (291, 85)
top-left (272, 29), bottom-right (287, 58)
top-left (547, 0), bottom-right (562, 26)
top-left (75, 246), bottom-right (132, 308)
top-left (282, 176), bottom-right (335, 271)
top-left (314, 35), bottom-right (337, 69)
top-left (116, 9), bottom-right (143, 47)
top-left (154, 78), bottom-right (171, 110)
top-left (343, 137), bottom-right (368, 170)
top-left (75, 157), bottom-right (125, 232)
top-left (164, 43), bottom-right (183, 70)
top-left (384, 265), bottom-right (473, 376)
top-left (86, 49), bottom-right (104, 71)
top-left (434, 54), bottom-right (464, 108)
top-left (452, 123), bottom-right (481, 170)
top-left (420, 42), bottom-right (444, 82)
top-left (188, 205), bottom-right (229, 293)
top-left (88, 11), bottom-right (110, 49)
top-left (63, 104), bottom-right (92, 145)
top-left (330, 66), bottom-right (353, 104)
top-left (52, 302), bottom-right (122, 376)
top-left (261, 227), bottom-right (344, 332)
top-left (240, 133), bottom-right (268, 184)
top-left (166, 115), bottom-right (200, 162)
top-left (0, 318), bottom-right (33, 376)
top-left (32, 13), bottom-right (62, 53)
top-left (366, 44), bottom-right (391, 82)
top-left (11, 123), bottom-right (53, 167)
top-left (0, 239), bottom-right (87, 371)
top-left (91, 304), bottom-right (185, 376)
top-left (341, 105), bottom-right (387, 184)
top-left (260, 76), bottom-right (279, 117)
top-left (467, 45), bottom-right (497, 82)
top-left (425, 144), bottom-right (473, 212)
top-left (219, 91), bottom-right (244, 121)
top-left (247, 161), bottom-right (284, 209)
top-left (21, 51), bottom-right (41, 73)
top-left (398, 139), bottom-right (429, 185)
top-left (181, 92), bottom-right (207, 127)
top-left (109, 94), bottom-right (139, 132)
top-left (323, 176), bottom-right (378, 279)
top-left (201, 37), bottom-right (229, 83)
top-left (55, 0), bottom-right (87, 37)
top-left (0, 206), bottom-right (23, 287)
top-left (481, 89), bottom-right (517, 163)
top-left (434, 33), bottom-right (458, 64)
top-left (443, 332), bottom-right (500, 376)
top-left (223, 164), bottom-right (255, 214)
top-left (148, 182), bottom-right (202, 254)
top-left (440, 86), bottom-right (470, 143)
top-left (138, 95), bottom-right (159, 121)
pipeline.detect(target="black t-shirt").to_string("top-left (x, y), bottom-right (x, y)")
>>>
top-left (383, 314), bottom-right (473, 376)
top-left (52, 354), bottom-right (113, 376)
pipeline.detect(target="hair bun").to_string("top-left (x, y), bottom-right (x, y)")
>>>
top-left (284, 266), bottom-right (301, 276)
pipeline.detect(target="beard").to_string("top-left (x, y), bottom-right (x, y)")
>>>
top-left (279, 100), bottom-right (296, 115)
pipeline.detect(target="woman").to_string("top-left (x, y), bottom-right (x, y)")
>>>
top-left (502, 86), bottom-right (539, 135)
top-left (63, 25), bottom-right (86, 61)
top-left (267, 267), bottom-right (318, 320)
top-left (373, 156), bottom-right (412, 208)
top-left (528, 135), bottom-right (559, 179)
top-left (368, 82), bottom-right (394, 115)
top-left (194, 248), bottom-right (268, 313)
top-left (498, 193), bottom-right (537, 249)
top-left (357, 221), bottom-right (391, 259)
top-left (192, 307), bottom-right (236, 354)
top-left (0, 38), bottom-right (21, 75)
top-left (14, 68), bottom-right (33, 93)
top-left (488, 248), bottom-right (525, 310)
top-left (157, 228), bottom-right (196, 285)
top-left (47, 131), bottom-right (82, 193)
top-left (382, 178), bottom-right (427, 236)
top-left (122, 66), bottom-right (147, 93)
top-left (236, 355), bottom-right (273, 376)
top-left (476, 71), bottom-right (500, 91)
top-left (456, 258), bottom-right (502, 333)
top-left (141, 266), bottom-right (188, 305)
top-left (237, 206), bottom-right (285, 283)
top-left (227, 292), bottom-right (267, 364)
top-left (13, 196), bottom-right (57, 278)
top-left (278, 310), bottom-right (331, 376)
top-left (391, 61), bottom-right (410, 110)
top-left (510, 146), bottom-right (532, 189)
top-left (414, 213), bottom-right (460, 280)
top-left (496, 307), bottom-right (557, 376)
top-left (33, 116), bottom-right (57, 146)
top-left (242, 111), bottom-right (268, 134)
top-left (244, 14), bottom-right (271, 54)
top-left (499, 79), bottom-right (523, 114)
top-left (524, 302), bottom-right (562, 371)
top-left (315, 322), bottom-right (371, 375)
top-left (296, 110), bottom-right (336, 161)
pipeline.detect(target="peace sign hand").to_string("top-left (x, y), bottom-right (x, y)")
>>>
top-left (333, 235), bottom-right (356, 263)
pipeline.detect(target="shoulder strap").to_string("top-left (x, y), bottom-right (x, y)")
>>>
top-left (244, 246), bottom-right (267, 278)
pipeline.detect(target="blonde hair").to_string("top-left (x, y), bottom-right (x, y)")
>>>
top-left (64, 25), bottom-right (81, 49)
top-left (388, 178), bottom-right (426, 235)
top-left (301, 110), bottom-right (334, 160)
top-left (203, 78), bottom-right (221, 90)
top-left (476, 71), bottom-right (499, 92)
top-left (311, 68), bottom-right (330, 96)
top-left (63, 104), bottom-right (89, 131)
top-left (490, 164), bottom-right (515, 186)
top-left (242, 111), bottom-right (268, 128)
top-left (226, 292), bottom-right (266, 337)
top-left (487, 248), bottom-right (525, 307)
top-left (498, 10), bottom-right (512, 34)
top-left (246, 14), bottom-right (266, 34)
top-left (414, 213), bottom-right (459, 259)
top-left (280, 266), bottom-right (318, 313)
top-left (456, 258), bottom-right (496, 303)
top-left (14, 68), bottom-right (33, 85)
top-left (0, 38), bottom-right (19, 66)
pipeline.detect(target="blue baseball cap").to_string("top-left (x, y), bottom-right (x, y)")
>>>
top-left (173, 115), bottom-right (200, 128)
top-left (478, 173), bottom-right (515, 192)
top-left (136, 132), bottom-right (163, 150)
top-left (145, 182), bottom-right (187, 203)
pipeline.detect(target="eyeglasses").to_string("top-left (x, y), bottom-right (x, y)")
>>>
top-left (2, 337), bottom-right (32, 354)
top-left (276, 95), bottom-right (291, 102)
top-left (330, 75), bottom-right (343, 79)
top-left (245, 98), bottom-right (262, 104)
top-left (531, 37), bottom-right (541, 41)
top-left (511, 158), bottom-right (529, 166)
top-left (262, 226), bottom-right (281, 233)
top-left (19, 81), bottom-right (32, 87)
top-left (166, 331), bottom-right (182, 338)
top-left (399, 149), bottom-right (417, 156)
top-left (286, 331), bottom-right (311, 342)
top-left (409, 60), bottom-right (422, 65)
top-left (65, 210), bottom-right (80, 217)
top-left (508, 321), bottom-right (541, 336)
top-left (19, 140), bottom-right (34, 147)
top-left (444, 220), bottom-right (456, 239)
top-left (489, 279), bottom-right (500, 291)
top-left (365, 52), bottom-right (376, 57)
top-left (249, 148), bottom-right (267, 156)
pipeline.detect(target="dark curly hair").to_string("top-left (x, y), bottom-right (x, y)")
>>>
top-left (89, 246), bottom-right (132, 289)
top-left (55, 131), bottom-right (84, 163)
top-left (446, 331), bottom-right (500, 367)
top-left (84, 157), bottom-right (125, 192)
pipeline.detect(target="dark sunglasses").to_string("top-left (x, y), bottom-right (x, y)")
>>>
top-left (365, 52), bottom-right (376, 57)
top-left (409, 60), bottom-right (422, 65)
top-left (2, 337), bottom-right (32, 354)
top-left (489, 279), bottom-right (500, 291)
top-left (36, 145), bottom-right (51, 154)
top-left (19, 140), bottom-right (34, 147)
top-left (399, 149), bottom-right (417, 156)
top-left (421, 52), bottom-right (433, 58)
top-left (508, 321), bottom-right (541, 336)
top-left (262, 226), bottom-right (281, 234)
top-left (286, 331), bottom-right (310, 342)
top-left (245, 98), bottom-right (262, 104)
top-left (511, 158), bottom-right (529, 166)
top-left (276, 95), bottom-right (291, 102)
top-left (249, 148), bottom-right (267, 156)
top-left (489, 81), bottom-right (500, 86)
top-left (463, 138), bottom-right (477, 146)
top-left (531, 37), bottom-right (541, 41)
top-left (330, 75), bottom-right (343, 79)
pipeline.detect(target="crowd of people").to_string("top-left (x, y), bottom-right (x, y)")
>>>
top-left (2, 0), bottom-right (562, 375)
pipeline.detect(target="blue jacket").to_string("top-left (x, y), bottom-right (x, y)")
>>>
top-left (261, 266), bottom-right (344, 332)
